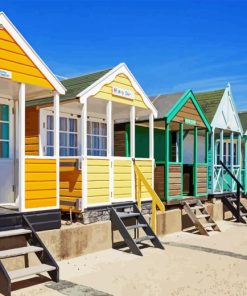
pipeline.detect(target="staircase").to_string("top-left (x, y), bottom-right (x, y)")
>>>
top-left (111, 203), bottom-right (164, 256)
top-left (219, 161), bottom-right (246, 223)
top-left (183, 200), bottom-right (221, 236)
top-left (0, 214), bottom-right (58, 296)
top-left (221, 193), bottom-right (247, 224)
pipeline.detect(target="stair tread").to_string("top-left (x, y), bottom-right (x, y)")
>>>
top-left (0, 228), bottom-right (31, 238)
top-left (196, 214), bottom-right (210, 219)
top-left (190, 205), bottom-right (205, 210)
top-left (9, 264), bottom-right (56, 280)
top-left (134, 235), bottom-right (155, 243)
top-left (117, 212), bottom-right (140, 218)
top-left (126, 224), bottom-right (147, 230)
top-left (0, 246), bottom-right (43, 259)
top-left (203, 222), bottom-right (216, 228)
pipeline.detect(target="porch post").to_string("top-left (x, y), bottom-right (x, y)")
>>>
top-left (107, 101), bottom-right (112, 157)
top-left (81, 100), bottom-right (88, 209)
top-left (193, 126), bottom-right (198, 196)
top-left (211, 129), bottom-right (215, 193)
top-left (18, 83), bottom-right (25, 212)
top-left (164, 122), bottom-right (169, 200)
top-left (220, 130), bottom-right (224, 192)
top-left (230, 132), bottom-right (234, 191)
top-left (180, 123), bottom-right (184, 196)
top-left (149, 113), bottom-right (154, 159)
top-left (54, 92), bottom-right (60, 208)
top-left (237, 133), bottom-right (241, 184)
top-left (244, 136), bottom-right (247, 193)
top-left (130, 106), bottom-right (135, 158)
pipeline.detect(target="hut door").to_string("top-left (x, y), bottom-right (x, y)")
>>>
top-left (0, 98), bottom-right (14, 204)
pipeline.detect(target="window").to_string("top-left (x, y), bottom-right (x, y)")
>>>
top-left (44, 113), bottom-right (79, 157)
top-left (87, 120), bottom-right (107, 156)
top-left (0, 104), bottom-right (9, 158)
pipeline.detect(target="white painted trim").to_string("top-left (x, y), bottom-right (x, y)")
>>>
top-left (78, 63), bottom-right (157, 117)
top-left (149, 113), bottom-right (154, 159)
top-left (230, 132), bottom-right (234, 191)
top-left (0, 12), bottom-right (66, 94)
top-left (54, 92), bottom-right (60, 209)
top-left (81, 102), bottom-right (88, 210)
top-left (107, 101), bottom-right (113, 202)
top-left (18, 83), bottom-right (25, 212)
top-left (211, 130), bottom-right (215, 194)
top-left (22, 206), bottom-right (59, 212)
top-left (220, 129), bottom-right (224, 191)
top-left (130, 106), bottom-right (135, 158)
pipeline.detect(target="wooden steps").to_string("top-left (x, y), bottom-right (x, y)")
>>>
top-left (221, 194), bottom-right (247, 224)
top-left (183, 200), bottom-right (221, 236)
top-left (0, 215), bottom-right (59, 296)
top-left (111, 203), bottom-right (164, 256)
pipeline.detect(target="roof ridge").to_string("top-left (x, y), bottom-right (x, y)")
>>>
top-left (195, 88), bottom-right (225, 94)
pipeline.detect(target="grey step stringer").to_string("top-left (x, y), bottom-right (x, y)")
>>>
top-left (183, 200), bottom-right (221, 236)
top-left (0, 215), bottom-right (59, 296)
top-left (110, 203), bottom-right (164, 256)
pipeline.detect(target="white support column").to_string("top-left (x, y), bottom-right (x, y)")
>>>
top-left (220, 129), bottom-right (224, 192)
top-left (18, 83), bottom-right (25, 212)
top-left (54, 92), bottom-right (60, 208)
top-left (149, 113), bottom-right (154, 159)
top-left (107, 101), bottom-right (112, 157)
top-left (230, 132), bottom-right (234, 191)
top-left (130, 106), bottom-right (135, 158)
top-left (237, 133), bottom-right (241, 184)
top-left (81, 100), bottom-right (88, 209)
top-left (211, 129), bottom-right (215, 193)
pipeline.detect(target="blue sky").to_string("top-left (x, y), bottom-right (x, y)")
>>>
top-left (2, 0), bottom-right (247, 109)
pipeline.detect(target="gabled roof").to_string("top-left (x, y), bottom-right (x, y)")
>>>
top-left (0, 12), bottom-right (66, 94)
top-left (150, 92), bottom-right (184, 118)
top-left (195, 89), bottom-right (225, 122)
top-left (26, 68), bottom-right (111, 107)
top-left (239, 111), bottom-right (247, 133)
top-left (150, 90), bottom-right (211, 130)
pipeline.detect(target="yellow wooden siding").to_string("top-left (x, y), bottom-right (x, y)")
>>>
top-left (113, 159), bottom-right (132, 199)
top-left (136, 159), bottom-right (153, 199)
top-left (94, 73), bottom-right (148, 109)
top-left (25, 106), bottom-right (39, 155)
top-left (0, 28), bottom-right (54, 89)
top-left (87, 158), bottom-right (110, 205)
top-left (25, 159), bottom-right (57, 209)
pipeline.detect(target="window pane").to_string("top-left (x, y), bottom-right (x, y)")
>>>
top-left (69, 134), bottom-right (77, 147)
top-left (0, 104), bottom-right (9, 121)
top-left (47, 131), bottom-right (54, 146)
top-left (69, 118), bottom-right (77, 132)
top-left (87, 135), bottom-right (91, 148)
top-left (92, 122), bottom-right (99, 135)
top-left (47, 115), bottom-right (54, 130)
top-left (60, 132), bottom-right (67, 146)
top-left (100, 136), bottom-right (107, 150)
top-left (87, 121), bottom-right (91, 134)
top-left (0, 122), bottom-right (9, 140)
top-left (92, 136), bottom-right (99, 149)
top-left (69, 148), bottom-right (78, 156)
top-left (60, 117), bottom-right (67, 131)
top-left (87, 149), bottom-right (92, 156)
top-left (0, 141), bottom-right (9, 158)
top-left (60, 147), bottom-right (67, 156)
top-left (47, 147), bottom-right (54, 156)
top-left (101, 123), bottom-right (107, 136)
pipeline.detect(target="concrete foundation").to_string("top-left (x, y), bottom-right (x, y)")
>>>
top-left (0, 199), bottom-right (238, 271)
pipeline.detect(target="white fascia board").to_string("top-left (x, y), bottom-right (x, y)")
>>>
top-left (0, 12), bottom-right (66, 95)
top-left (78, 62), bottom-right (158, 118)
top-left (211, 85), bottom-right (243, 134)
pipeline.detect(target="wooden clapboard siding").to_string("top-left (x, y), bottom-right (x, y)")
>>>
top-left (60, 158), bottom-right (82, 202)
top-left (114, 130), bottom-right (126, 157)
top-left (197, 165), bottom-right (207, 194)
top-left (136, 159), bottom-right (153, 199)
top-left (154, 164), bottom-right (164, 199)
top-left (113, 159), bottom-right (132, 199)
top-left (0, 28), bottom-right (53, 89)
top-left (94, 73), bottom-right (148, 109)
top-left (173, 99), bottom-right (206, 128)
top-left (25, 158), bottom-right (56, 209)
top-left (168, 164), bottom-right (182, 197)
top-left (87, 158), bottom-right (110, 205)
top-left (25, 106), bottom-right (39, 155)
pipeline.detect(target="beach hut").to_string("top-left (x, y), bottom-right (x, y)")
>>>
top-left (196, 84), bottom-right (243, 196)
top-left (115, 89), bottom-right (211, 204)
top-left (238, 111), bottom-right (247, 194)
top-left (0, 12), bottom-right (66, 295)
top-left (26, 63), bottom-right (164, 219)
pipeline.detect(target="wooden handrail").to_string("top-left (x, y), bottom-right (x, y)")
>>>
top-left (134, 162), bottom-right (165, 233)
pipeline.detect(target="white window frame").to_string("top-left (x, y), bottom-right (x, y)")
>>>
top-left (40, 109), bottom-right (80, 157)
top-left (87, 116), bottom-right (107, 157)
